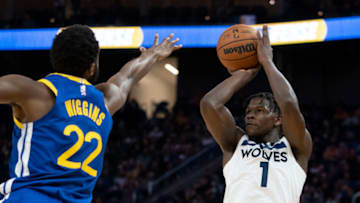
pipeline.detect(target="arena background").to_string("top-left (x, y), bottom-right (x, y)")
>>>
top-left (0, 0), bottom-right (360, 202)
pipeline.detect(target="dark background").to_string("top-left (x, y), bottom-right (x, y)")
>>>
top-left (1, 0), bottom-right (360, 202)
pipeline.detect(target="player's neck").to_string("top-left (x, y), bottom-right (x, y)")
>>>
top-left (252, 128), bottom-right (281, 144)
top-left (262, 130), bottom-right (281, 143)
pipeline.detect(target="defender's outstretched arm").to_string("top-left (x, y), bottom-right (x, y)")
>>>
top-left (97, 34), bottom-right (182, 115)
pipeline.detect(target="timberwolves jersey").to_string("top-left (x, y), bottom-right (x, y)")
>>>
top-left (0, 73), bottom-right (113, 203)
top-left (223, 135), bottom-right (306, 203)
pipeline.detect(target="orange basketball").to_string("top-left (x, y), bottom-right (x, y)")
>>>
top-left (217, 24), bottom-right (258, 71)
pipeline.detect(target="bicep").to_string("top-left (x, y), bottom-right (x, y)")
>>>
top-left (200, 99), bottom-right (242, 153)
top-left (0, 75), bottom-right (39, 104)
top-left (281, 103), bottom-right (312, 158)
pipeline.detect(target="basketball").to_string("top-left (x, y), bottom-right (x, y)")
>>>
top-left (216, 24), bottom-right (258, 71)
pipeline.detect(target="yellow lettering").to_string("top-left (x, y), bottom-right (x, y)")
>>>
top-left (76, 99), bottom-right (82, 115)
top-left (96, 112), bottom-right (105, 126)
top-left (64, 100), bottom-right (106, 127)
top-left (89, 103), bottom-right (93, 118)
top-left (57, 124), bottom-right (103, 177)
top-left (65, 100), bottom-right (74, 117)
top-left (91, 106), bottom-right (100, 122)
top-left (57, 125), bottom-right (84, 169)
top-left (82, 101), bottom-right (89, 116)
top-left (71, 99), bottom-right (77, 116)
top-left (82, 132), bottom-right (102, 177)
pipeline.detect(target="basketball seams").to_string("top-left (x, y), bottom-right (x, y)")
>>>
top-left (216, 39), bottom-right (258, 51)
top-left (218, 53), bottom-right (257, 61)
top-left (217, 24), bottom-right (258, 70)
top-left (222, 30), bottom-right (257, 35)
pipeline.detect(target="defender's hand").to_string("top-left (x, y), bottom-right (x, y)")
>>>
top-left (139, 33), bottom-right (182, 60)
top-left (257, 25), bottom-right (273, 65)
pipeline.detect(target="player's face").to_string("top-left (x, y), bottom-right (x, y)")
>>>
top-left (244, 98), bottom-right (280, 138)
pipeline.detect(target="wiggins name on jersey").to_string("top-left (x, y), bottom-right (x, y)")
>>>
top-left (223, 135), bottom-right (306, 203)
top-left (0, 73), bottom-right (113, 203)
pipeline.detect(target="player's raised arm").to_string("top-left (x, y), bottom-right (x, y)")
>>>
top-left (257, 25), bottom-right (312, 171)
top-left (96, 34), bottom-right (182, 115)
top-left (200, 68), bottom-right (259, 157)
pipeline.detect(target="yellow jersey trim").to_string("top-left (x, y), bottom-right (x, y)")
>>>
top-left (13, 116), bottom-right (24, 129)
top-left (38, 79), bottom-right (58, 96)
top-left (49, 73), bottom-right (92, 85)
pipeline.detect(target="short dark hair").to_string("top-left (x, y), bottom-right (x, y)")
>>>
top-left (243, 92), bottom-right (280, 115)
top-left (50, 24), bottom-right (99, 77)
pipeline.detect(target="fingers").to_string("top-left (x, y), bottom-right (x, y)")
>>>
top-left (262, 25), bottom-right (270, 46)
top-left (161, 33), bottom-right (175, 44)
top-left (154, 33), bottom-right (159, 46)
top-left (173, 44), bottom-right (183, 51)
top-left (168, 33), bottom-right (175, 41)
top-left (170, 38), bottom-right (180, 45)
top-left (257, 30), bottom-right (262, 41)
top-left (139, 46), bottom-right (146, 52)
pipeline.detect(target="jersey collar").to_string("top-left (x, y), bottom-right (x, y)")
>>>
top-left (49, 73), bottom-right (92, 85)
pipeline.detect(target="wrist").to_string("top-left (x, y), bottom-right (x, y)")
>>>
top-left (260, 59), bottom-right (274, 68)
top-left (230, 71), bottom-right (255, 83)
top-left (140, 51), bottom-right (160, 62)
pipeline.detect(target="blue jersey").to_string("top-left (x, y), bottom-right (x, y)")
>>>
top-left (0, 73), bottom-right (113, 203)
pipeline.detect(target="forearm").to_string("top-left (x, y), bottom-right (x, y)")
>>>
top-left (203, 73), bottom-right (255, 106)
top-left (262, 60), bottom-right (298, 107)
top-left (107, 52), bottom-right (159, 87)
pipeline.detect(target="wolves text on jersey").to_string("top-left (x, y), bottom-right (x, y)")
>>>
top-left (240, 140), bottom-right (288, 162)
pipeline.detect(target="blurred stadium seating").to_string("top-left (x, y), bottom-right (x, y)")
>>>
top-left (1, 0), bottom-right (360, 203)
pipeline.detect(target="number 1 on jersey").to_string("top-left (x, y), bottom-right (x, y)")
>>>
top-left (260, 162), bottom-right (269, 187)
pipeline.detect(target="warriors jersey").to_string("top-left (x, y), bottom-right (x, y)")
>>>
top-left (223, 135), bottom-right (306, 203)
top-left (0, 73), bottom-right (113, 203)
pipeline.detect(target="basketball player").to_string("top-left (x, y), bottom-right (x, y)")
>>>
top-left (0, 25), bottom-right (181, 203)
top-left (200, 25), bottom-right (312, 202)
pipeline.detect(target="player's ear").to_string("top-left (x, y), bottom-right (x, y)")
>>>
top-left (274, 114), bottom-right (282, 127)
top-left (89, 63), bottom-right (96, 76)
top-left (84, 63), bottom-right (96, 78)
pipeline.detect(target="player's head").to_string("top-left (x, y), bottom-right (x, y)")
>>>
top-left (243, 92), bottom-right (281, 140)
top-left (50, 24), bottom-right (100, 83)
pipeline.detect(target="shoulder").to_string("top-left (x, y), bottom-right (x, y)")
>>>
top-left (224, 127), bottom-right (245, 153)
top-left (286, 129), bottom-right (312, 159)
top-left (222, 128), bottom-right (245, 167)
top-left (1, 74), bottom-right (56, 122)
top-left (283, 130), bottom-right (312, 172)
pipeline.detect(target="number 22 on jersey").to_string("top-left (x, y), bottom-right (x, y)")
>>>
top-left (57, 124), bottom-right (102, 177)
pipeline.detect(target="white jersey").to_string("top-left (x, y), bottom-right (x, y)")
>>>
top-left (223, 135), bottom-right (306, 203)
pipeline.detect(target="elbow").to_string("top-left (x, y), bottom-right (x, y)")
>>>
top-left (200, 95), bottom-right (214, 108)
top-left (200, 95), bottom-right (220, 113)
top-left (200, 97), bottom-right (211, 113)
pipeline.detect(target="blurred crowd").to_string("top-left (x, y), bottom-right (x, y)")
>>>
top-left (91, 99), bottom-right (211, 202)
top-left (0, 97), bottom-right (359, 202)
top-left (1, 0), bottom-right (360, 29)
